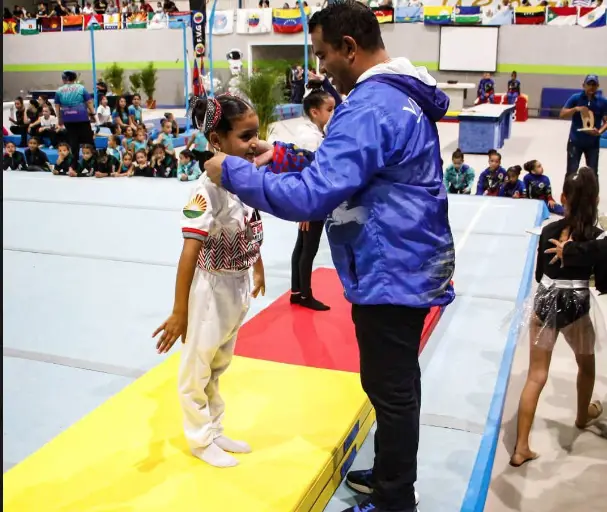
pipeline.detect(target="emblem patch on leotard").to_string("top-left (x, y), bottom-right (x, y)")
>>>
top-left (183, 194), bottom-right (207, 219)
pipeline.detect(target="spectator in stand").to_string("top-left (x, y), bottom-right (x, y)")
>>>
top-left (25, 137), bottom-right (51, 172)
top-left (3, 141), bottom-right (27, 171)
top-left (139, 0), bottom-right (154, 13)
top-left (150, 143), bottom-right (176, 177)
top-left (82, 2), bottom-right (95, 14)
top-left (164, 112), bottom-right (182, 135)
top-left (291, 65), bottom-right (305, 104)
top-left (177, 150), bottom-right (202, 182)
top-left (128, 94), bottom-right (144, 128)
top-left (121, 0), bottom-right (132, 15)
top-left (96, 95), bottom-right (118, 134)
top-left (8, 96), bottom-right (29, 147)
top-left (122, 125), bottom-right (135, 150)
top-left (12, 5), bottom-right (25, 19)
top-left (112, 96), bottom-right (130, 133)
top-left (28, 105), bottom-right (61, 147)
top-left (38, 95), bottom-right (56, 116)
top-left (96, 78), bottom-right (108, 100)
top-left (36, 2), bottom-right (47, 17)
top-left (163, 0), bottom-right (178, 13)
top-left (132, 149), bottom-right (153, 176)
top-left (154, 119), bottom-right (176, 155)
top-left (53, 1), bottom-right (70, 16)
top-left (4, 8), bottom-right (13, 19)
top-left (94, 0), bottom-right (108, 15)
top-left (52, 142), bottom-right (77, 176)
top-left (155, 2), bottom-right (164, 14)
top-left (258, 0), bottom-right (270, 7)
top-left (71, 2), bottom-right (82, 14)
top-left (106, 1), bottom-right (119, 15)
top-left (115, 151), bottom-right (134, 177)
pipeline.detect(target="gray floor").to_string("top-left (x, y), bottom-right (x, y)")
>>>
top-left (3, 116), bottom-right (607, 511)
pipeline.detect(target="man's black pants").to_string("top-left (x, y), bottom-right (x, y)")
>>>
top-left (291, 220), bottom-right (324, 297)
top-left (352, 303), bottom-right (429, 512)
top-left (65, 121), bottom-right (94, 158)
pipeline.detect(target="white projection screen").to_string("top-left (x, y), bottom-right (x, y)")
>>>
top-left (439, 26), bottom-right (499, 73)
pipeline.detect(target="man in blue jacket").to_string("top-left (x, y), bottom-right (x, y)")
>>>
top-left (204, 2), bottom-right (455, 511)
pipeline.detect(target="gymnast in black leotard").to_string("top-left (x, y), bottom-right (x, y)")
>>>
top-left (511, 166), bottom-right (606, 468)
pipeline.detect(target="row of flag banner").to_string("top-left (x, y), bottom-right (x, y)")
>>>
top-left (3, 5), bottom-right (605, 35)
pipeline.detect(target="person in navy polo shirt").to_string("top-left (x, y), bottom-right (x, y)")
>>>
top-left (560, 74), bottom-right (607, 176)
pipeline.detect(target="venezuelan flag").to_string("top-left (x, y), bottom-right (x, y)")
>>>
top-left (272, 7), bottom-right (309, 34)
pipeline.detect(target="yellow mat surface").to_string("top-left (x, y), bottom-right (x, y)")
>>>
top-left (4, 355), bottom-right (370, 512)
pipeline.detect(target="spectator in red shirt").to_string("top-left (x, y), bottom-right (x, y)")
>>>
top-left (139, 0), bottom-right (153, 13)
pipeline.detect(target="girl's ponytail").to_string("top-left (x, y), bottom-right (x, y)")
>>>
top-left (563, 166), bottom-right (599, 241)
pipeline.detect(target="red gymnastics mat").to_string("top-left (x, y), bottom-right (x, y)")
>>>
top-left (235, 267), bottom-right (445, 373)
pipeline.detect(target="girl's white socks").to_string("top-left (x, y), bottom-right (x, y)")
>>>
top-left (197, 442), bottom-right (239, 468)
top-left (214, 435), bottom-right (252, 454)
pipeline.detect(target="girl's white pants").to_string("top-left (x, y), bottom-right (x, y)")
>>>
top-left (179, 268), bottom-right (250, 453)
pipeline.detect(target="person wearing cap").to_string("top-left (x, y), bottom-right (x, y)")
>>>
top-left (560, 74), bottom-right (607, 176)
top-left (54, 70), bottom-right (96, 158)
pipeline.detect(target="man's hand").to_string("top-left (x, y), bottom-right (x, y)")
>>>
top-left (204, 152), bottom-right (227, 186)
top-left (545, 238), bottom-right (571, 266)
top-left (153, 312), bottom-right (188, 354)
top-left (252, 267), bottom-right (266, 298)
top-left (587, 128), bottom-right (600, 136)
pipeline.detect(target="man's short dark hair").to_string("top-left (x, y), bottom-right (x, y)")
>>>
top-left (309, 0), bottom-right (384, 52)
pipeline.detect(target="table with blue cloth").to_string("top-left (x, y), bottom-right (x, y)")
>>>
top-left (457, 104), bottom-right (516, 154)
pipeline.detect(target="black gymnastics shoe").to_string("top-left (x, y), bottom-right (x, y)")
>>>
top-left (299, 295), bottom-right (330, 311)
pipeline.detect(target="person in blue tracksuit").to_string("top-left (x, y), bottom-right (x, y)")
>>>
top-left (477, 72), bottom-right (495, 104)
top-left (202, 3), bottom-right (454, 511)
top-left (499, 165), bottom-right (526, 198)
top-left (476, 150), bottom-right (507, 196)
top-left (507, 71), bottom-right (521, 105)
top-left (523, 159), bottom-right (565, 215)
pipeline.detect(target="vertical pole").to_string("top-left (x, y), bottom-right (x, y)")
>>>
top-left (90, 27), bottom-right (98, 109)
top-left (209, 0), bottom-right (218, 97)
top-left (183, 22), bottom-right (190, 131)
top-left (299, 0), bottom-right (308, 84)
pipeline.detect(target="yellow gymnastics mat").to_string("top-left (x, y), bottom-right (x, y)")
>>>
top-left (3, 355), bottom-right (373, 512)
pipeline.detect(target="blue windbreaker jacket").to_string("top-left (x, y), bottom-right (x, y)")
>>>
top-left (221, 58), bottom-right (456, 308)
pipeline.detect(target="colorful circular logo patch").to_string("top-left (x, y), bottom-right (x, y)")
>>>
top-left (193, 12), bottom-right (204, 24)
top-left (195, 43), bottom-right (205, 56)
top-left (183, 194), bottom-right (208, 219)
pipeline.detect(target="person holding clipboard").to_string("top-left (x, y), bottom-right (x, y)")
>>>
top-left (560, 75), bottom-right (607, 177)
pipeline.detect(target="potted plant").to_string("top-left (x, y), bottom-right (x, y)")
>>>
top-left (102, 62), bottom-right (125, 96)
top-left (129, 72), bottom-right (142, 96)
top-left (140, 62), bottom-right (158, 109)
top-left (237, 69), bottom-right (285, 141)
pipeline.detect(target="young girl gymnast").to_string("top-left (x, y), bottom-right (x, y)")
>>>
top-left (444, 148), bottom-right (475, 195)
top-left (287, 87), bottom-right (335, 311)
top-left (511, 167), bottom-right (606, 467)
top-left (476, 150), bottom-right (507, 196)
top-left (152, 93), bottom-right (265, 468)
top-left (523, 159), bottom-right (565, 215)
top-left (498, 165), bottom-right (526, 198)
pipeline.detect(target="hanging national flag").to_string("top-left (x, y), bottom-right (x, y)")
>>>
top-left (84, 13), bottom-right (103, 30)
top-left (40, 16), bottom-right (61, 32)
top-left (192, 58), bottom-right (201, 97)
top-left (62, 15), bottom-right (83, 31)
top-left (103, 13), bottom-right (121, 29)
top-left (207, 10), bottom-right (234, 34)
top-left (546, 6), bottom-right (577, 25)
top-left (423, 6), bottom-right (453, 25)
top-left (578, 6), bottom-right (607, 27)
top-left (395, 6), bottom-right (422, 23)
top-left (147, 12), bottom-right (168, 29)
top-left (372, 7), bottom-right (394, 24)
top-left (126, 12), bottom-right (147, 29)
top-left (514, 6), bottom-right (546, 25)
top-left (482, 7), bottom-right (513, 26)
top-left (272, 7), bottom-right (309, 34)
top-left (168, 11), bottom-right (192, 29)
top-left (19, 18), bottom-right (38, 35)
top-left (453, 6), bottom-right (481, 24)
top-left (3, 18), bottom-right (19, 34)
top-left (236, 8), bottom-right (273, 34)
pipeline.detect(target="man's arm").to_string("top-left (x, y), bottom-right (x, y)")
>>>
top-left (559, 94), bottom-right (583, 120)
top-left (221, 105), bottom-right (391, 222)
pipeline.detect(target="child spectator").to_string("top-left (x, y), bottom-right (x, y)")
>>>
top-left (74, 143), bottom-right (97, 177)
top-left (132, 149), bottom-right (154, 177)
top-left (106, 134), bottom-right (123, 162)
top-left (177, 149), bottom-right (202, 181)
top-left (476, 150), bottom-right (507, 196)
top-left (164, 112), bottom-right (181, 135)
top-left (3, 141), bottom-right (27, 171)
top-left (38, 95), bottom-right (56, 116)
top-left (112, 96), bottom-right (130, 134)
top-left (94, 149), bottom-right (119, 178)
top-left (96, 95), bottom-right (117, 134)
top-left (477, 72), bottom-right (495, 104)
top-left (131, 127), bottom-right (150, 154)
top-left (122, 126), bottom-right (135, 151)
top-left (128, 94), bottom-right (144, 128)
top-left (52, 142), bottom-right (77, 176)
top-left (443, 148), bottom-right (475, 194)
top-left (154, 119), bottom-right (176, 155)
top-left (186, 129), bottom-right (210, 166)
top-left (115, 151), bottom-right (134, 177)
top-left (24, 136), bottom-right (50, 172)
top-left (523, 159), bottom-right (565, 215)
top-left (28, 106), bottom-right (60, 147)
top-left (150, 143), bottom-right (177, 178)
top-left (499, 165), bottom-right (526, 198)
top-left (507, 71), bottom-right (521, 105)
top-left (8, 96), bottom-right (29, 147)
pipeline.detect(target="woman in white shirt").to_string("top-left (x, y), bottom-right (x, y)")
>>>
top-left (289, 86), bottom-right (336, 311)
top-left (95, 95), bottom-right (118, 134)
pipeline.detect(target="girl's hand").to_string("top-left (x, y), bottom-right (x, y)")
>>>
top-left (299, 221), bottom-right (310, 231)
top-left (153, 312), bottom-right (188, 354)
top-left (180, 174), bottom-right (188, 181)
top-left (252, 268), bottom-right (266, 299)
top-left (254, 149), bottom-right (274, 168)
top-left (548, 199), bottom-right (556, 209)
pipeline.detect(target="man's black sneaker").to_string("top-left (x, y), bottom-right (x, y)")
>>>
top-left (346, 469), bottom-right (420, 504)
